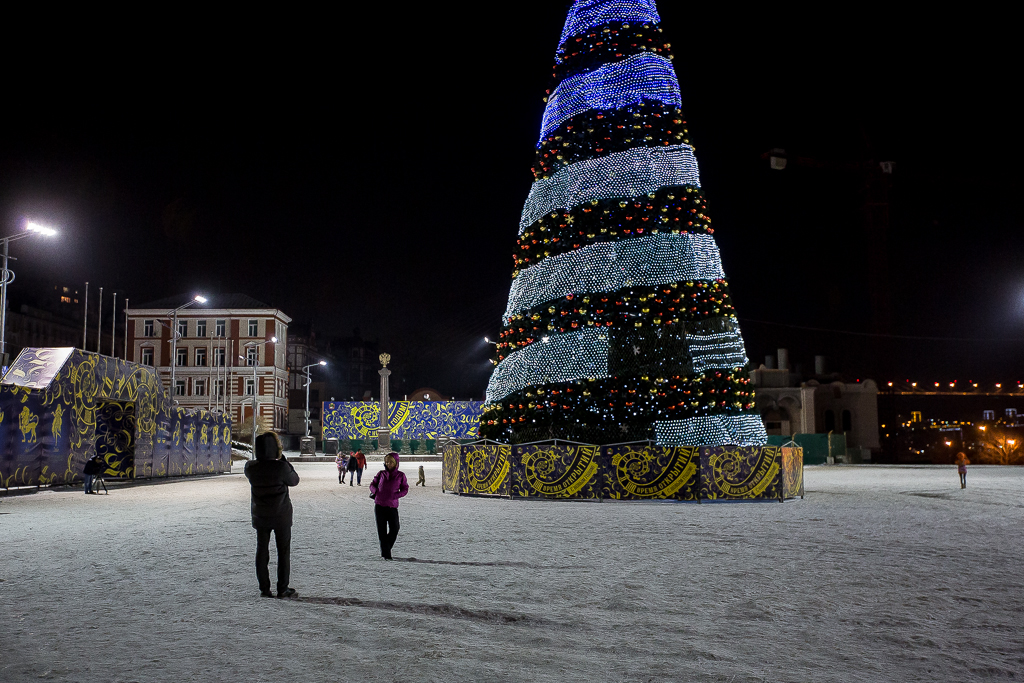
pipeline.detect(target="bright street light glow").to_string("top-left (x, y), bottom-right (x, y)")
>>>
top-left (25, 221), bottom-right (57, 237)
top-left (319, 360), bottom-right (327, 366)
top-left (193, 295), bottom-right (208, 303)
top-left (271, 336), bottom-right (278, 343)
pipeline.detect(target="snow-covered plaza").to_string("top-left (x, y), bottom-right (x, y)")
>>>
top-left (2, 463), bottom-right (1022, 682)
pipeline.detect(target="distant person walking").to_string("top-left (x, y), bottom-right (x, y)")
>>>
top-left (956, 452), bottom-right (969, 489)
top-left (82, 454), bottom-right (104, 494)
top-left (347, 450), bottom-right (360, 485)
top-left (356, 450), bottom-right (367, 485)
top-left (244, 433), bottom-right (300, 599)
top-left (416, 465), bottom-right (426, 487)
top-left (336, 452), bottom-right (350, 484)
top-left (369, 453), bottom-right (409, 560)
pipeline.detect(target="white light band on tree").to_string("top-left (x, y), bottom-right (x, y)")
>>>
top-left (485, 328), bottom-right (610, 403)
top-left (520, 145), bottom-right (700, 233)
top-left (504, 233), bottom-right (725, 322)
top-left (558, 0), bottom-right (661, 50)
top-left (687, 329), bottom-right (749, 373)
top-left (541, 53), bottom-right (681, 140)
top-left (655, 414), bottom-right (768, 447)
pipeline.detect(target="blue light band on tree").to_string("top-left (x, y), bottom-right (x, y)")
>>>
top-left (540, 53), bottom-right (681, 140)
top-left (557, 0), bottom-right (661, 50)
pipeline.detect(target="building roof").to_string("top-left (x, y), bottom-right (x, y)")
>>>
top-left (132, 293), bottom-right (275, 311)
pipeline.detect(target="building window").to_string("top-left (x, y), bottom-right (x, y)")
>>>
top-left (911, 411), bottom-right (922, 423)
top-left (141, 348), bottom-right (154, 366)
top-left (176, 348), bottom-right (187, 367)
top-left (983, 410), bottom-right (995, 420)
top-left (842, 410), bottom-right (853, 432)
top-left (245, 378), bottom-right (255, 396)
top-left (196, 320), bottom-right (207, 337)
top-left (824, 410), bottom-right (836, 433)
top-left (248, 319), bottom-right (258, 337)
top-left (194, 379), bottom-right (206, 396)
top-left (1006, 408), bottom-right (1017, 419)
top-left (246, 347), bottom-right (258, 366)
top-left (214, 348), bottom-right (225, 367)
top-left (177, 320), bottom-right (188, 338)
top-left (144, 320), bottom-right (154, 337)
top-left (195, 348), bottom-right (207, 367)
top-left (174, 380), bottom-right (186, 396)
top-left (215, 319), bottom-right (226, 337)
top-left (214, 379), bottom-right (225, 397)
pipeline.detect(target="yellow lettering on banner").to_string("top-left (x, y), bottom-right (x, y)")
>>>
top-left (615, 446), bottom-right (697, 498)
top-left (713, 448), bottom-right (781, 498)
top-left (466, 446), bottom-right (511, 494)
top-left (523, 446), bottom-right (599, 497)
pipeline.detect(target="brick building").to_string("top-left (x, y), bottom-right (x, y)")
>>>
top-left (126, 294), bottom-right (291, 431)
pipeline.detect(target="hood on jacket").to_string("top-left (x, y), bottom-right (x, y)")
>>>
top-left (385, 452), bottom-right (400, 469)
top-left (255, 433), bottom-right (281, 460)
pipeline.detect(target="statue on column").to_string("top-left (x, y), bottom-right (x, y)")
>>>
top-left (377, 353), bottom-right (391, 452)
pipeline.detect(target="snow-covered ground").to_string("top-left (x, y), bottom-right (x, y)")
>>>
top-left (2, 463), bottom-right (1022, 682)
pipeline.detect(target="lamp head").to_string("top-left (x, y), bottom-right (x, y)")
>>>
top-left (319, 360), bottom-right (327, 366)
top-left (193, 295), bottom-right (208, 303)
top-left (271, 336), bottom-right (278, 343)
top-left (25, 221), bottom-right (57, 237)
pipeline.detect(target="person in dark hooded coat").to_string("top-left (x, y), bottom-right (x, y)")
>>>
top-left (244, 433), bottom-right (300, 598)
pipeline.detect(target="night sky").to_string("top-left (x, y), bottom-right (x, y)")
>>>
top-left (1, 5), bottom-right (1019, 396)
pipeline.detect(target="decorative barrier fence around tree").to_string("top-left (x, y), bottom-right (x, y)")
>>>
top-left (443, 440), bottom-right (804, 502)
top-left (1, 347), bottom-right (232, 489)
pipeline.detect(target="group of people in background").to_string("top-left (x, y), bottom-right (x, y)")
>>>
top-left (336, 450), bottom-right (367, 485)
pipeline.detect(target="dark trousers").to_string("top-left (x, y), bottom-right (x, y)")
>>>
top-left (960, 472), bottom-right (967, 488)
top-left (350, 468), bottom-right (362, 485)
top-left (374, 504), bottom-right (400, 559)
top-left (256, 527), bottom-right (291, 593)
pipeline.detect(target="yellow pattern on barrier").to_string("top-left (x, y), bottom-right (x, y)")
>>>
top-left (323, 401), bottom-right (483, 439)
top-left (19, 407), bottom-right (38, 443)
top-left (707, 447), bottom-right (779, 499)
top-left (521, 445), bottom-right (599, 497)
top-left (52, 404), bottom-right (64, 440)
top-left (464, 445), bottom-right (511, 495)
top-left (611, 445), bottom-right (697, 498)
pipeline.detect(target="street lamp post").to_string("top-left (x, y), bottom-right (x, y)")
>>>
top-left (242, 336), bottom-right (277, 458)
top-left (168, 295), bottom-right (207, 400)
top-left (302, 360), bottom-right (328, 437)
top-left (1, 222), bottom-right (58, 366)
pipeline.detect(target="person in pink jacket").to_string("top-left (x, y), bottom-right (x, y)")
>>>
top-left (369, 453), bottom-right (408, 560)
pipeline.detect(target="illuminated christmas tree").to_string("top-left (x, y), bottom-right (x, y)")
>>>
top-left (481, 0), bottom-right (766, 447)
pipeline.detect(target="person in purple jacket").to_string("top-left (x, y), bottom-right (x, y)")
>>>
top-left (369, 452), bottom-right (408, 560)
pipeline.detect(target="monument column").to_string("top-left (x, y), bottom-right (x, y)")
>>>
top-left (378, 353), bottom-right (391, 452)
